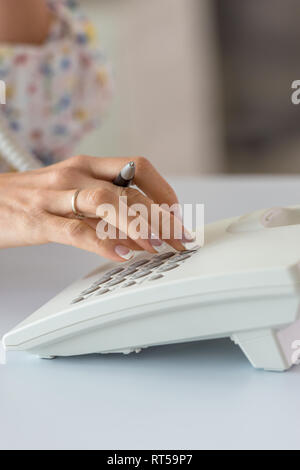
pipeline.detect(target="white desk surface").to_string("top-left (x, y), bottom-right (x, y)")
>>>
top-left (1, 175), bottom-right (300, 450)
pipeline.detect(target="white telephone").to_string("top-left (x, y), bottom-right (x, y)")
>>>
top-left (3, 205), bottom-right (300, 372)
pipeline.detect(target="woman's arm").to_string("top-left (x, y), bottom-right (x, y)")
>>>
top-left (0, 0), bottom-right (53, 45)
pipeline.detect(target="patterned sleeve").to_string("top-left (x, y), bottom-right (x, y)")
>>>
top-left (0, 0), bottom-right (113, 169)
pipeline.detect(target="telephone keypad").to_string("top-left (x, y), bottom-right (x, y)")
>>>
top-left (96, 288), bottom-right (110, 296)
top-left (149, 274), bottom-right (164, 281)
top-left (71, 297), bottom-right (84, 304)
top-left (92, 276), bottom-right (112, 286)
top-left (146, 260), bottom-right (165, 269)
top-left (158, 264), bottom-right (179, 272)
top-left (131, 270), bottom-right (153, 279)
top-left (122, 281), bottom-right (137, 288)
top-left (105, 278), bottom-right (125, 287)
top-left (121, 266), bottom-right (138, 276)
top-left (106, 267), bottom-right (125, 276)
top-left (71, 246), bottom-right (200, 304)
top-left (156, 252), bottom-right (175, 260)
top-left (170, 253), bottom-right (192, 262)
top-left (130, 260), bottom-right (150, 268)
top-left (81, 286), bottom-right (99, 295)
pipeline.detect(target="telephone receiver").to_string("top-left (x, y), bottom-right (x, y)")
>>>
top-left (227, 206), bottom-right (300, 232)
top-left (3, 204), bottom-right (300, 372)
top-left (0, 114), bottom-right (41, 171)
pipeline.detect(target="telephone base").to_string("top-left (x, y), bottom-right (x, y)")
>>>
top-left (231, 328), bottom-right (289, 372)
top-left (4, 210), bottom-right (300, 373)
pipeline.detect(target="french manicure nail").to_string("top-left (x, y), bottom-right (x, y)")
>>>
top-left (149, 236), bottom-right (166, 252)
top-left (115, 245), bottom-right (134, 260)
top-left (150, 233), bottom-right (162, 245)
top-left (182, 229), bottom-right (196, 243)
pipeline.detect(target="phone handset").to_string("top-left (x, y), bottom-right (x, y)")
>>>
top-left (227, 206), bottom-right (300, 233)
top-left (0, 114), bottom-right (42, 171)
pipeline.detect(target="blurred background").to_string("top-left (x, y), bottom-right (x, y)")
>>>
top-left (76, 0), bottom-right (300, 176)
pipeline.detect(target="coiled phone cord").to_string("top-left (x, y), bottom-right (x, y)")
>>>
top-left (0, 114), bottom-right (42, 171)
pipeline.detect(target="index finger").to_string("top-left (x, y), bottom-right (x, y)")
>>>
top-left (84, 156), bottom-right (180, 213)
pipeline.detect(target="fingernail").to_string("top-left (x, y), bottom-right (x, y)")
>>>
top-left (150, 233), bottom-right (163, 246)
top-left (115, 245), bottom-right (134, 260)
top-left (182, 229), bottom-right (196, 243)
top-left (149, 236), bottom-right (165, 252)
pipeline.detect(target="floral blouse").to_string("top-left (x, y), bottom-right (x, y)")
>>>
top-left (0, 0), bottom-right (112, 171)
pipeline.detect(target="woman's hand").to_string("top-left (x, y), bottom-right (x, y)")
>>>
top-left (0, 156), bottom-right (192, 261)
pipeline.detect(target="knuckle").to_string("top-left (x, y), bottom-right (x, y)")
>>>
top-left (119, 186), bottom-right (140, 202)
top-left (86, 187), bottom-right (112, 207)
top-left (133, 156), bottom-right (152, 173)
top-left (69, 154), bottom-right (88, 168)
top-left (48, 170), bottom-right (62, 186)
top-left (49, 167), bottom-right (78, 187)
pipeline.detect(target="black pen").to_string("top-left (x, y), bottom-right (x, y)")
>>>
top-left (113, 161), bottom-right (136, 187)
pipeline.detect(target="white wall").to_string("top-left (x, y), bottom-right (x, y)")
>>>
top-left (75, 0), bottom-right (224, 176)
